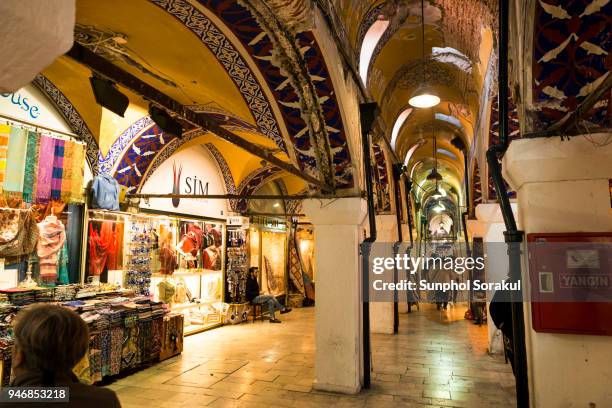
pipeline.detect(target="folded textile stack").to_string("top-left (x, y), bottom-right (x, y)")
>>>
top-left (54, 285), bottom-right (78, 301)
top-left (150, 302), bottom-right (164, 318)
top-left (33, 288), bottom-right (54, 302)
top-left (0, 289), bottom-right (36, 306)
top-left (136, 303), bottom-right (152, 320)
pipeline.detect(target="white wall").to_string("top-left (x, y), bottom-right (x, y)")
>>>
top-left (140, 145), bottom-right (228, 219)
top-left (504, 135), bottom-right (612, 408)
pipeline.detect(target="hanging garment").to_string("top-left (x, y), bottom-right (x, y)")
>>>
top-left (203, 246), bottom-right (221, 270)
top-left (0, 209), bottom-right (38, 258)
top-left (90, 174), bottom-right (120, 210)
top-left (159, 245), bottom-right (178, 275)
top-left (70, 142), bottom-right (85, 203)
top-left (0, 125), bottom-right (10, 191)
top-left (60, 140), bottom-right (74, 203)
top-left (3, 127), bottom-right (28, 194)
top-left (36, 216), bottom-right (66, 283)
top-left (88, 221), bottom-right (116, 277)
top-left (57, 241), bottom-right (69, 285)
top-left (106, 222), bottom-right (123, 270)
top-left (22, 131), bottom-right (39, 203)
top-left (50, 139), bottom-right (65, 200)
top-left (35, 135), bottom-right (56, 203)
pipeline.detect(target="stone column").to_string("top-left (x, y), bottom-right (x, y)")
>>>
top-left (370, 214), bottom-right (398, 334)
top-left (503, 134), bottom-right (612, 408)
top-left (302, 198), bottom-right (367, 394)
top-left (474, 203), bottom-right (519, 355)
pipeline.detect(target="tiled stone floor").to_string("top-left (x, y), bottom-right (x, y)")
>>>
top-left (108, 303), bottom-right (516, 407)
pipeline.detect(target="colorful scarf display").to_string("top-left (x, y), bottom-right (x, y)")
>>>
top-left (4, 127), bottom-right (28, 194)
top-left (0, 125), bottom-right (86, 204)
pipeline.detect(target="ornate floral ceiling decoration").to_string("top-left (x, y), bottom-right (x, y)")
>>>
top-left (531, 0), bottom-right (611, 131)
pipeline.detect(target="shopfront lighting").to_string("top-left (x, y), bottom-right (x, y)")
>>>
top-left (149, 105), bottom-right (183, 138)
top-left (273, 202), bottom-right (280, 208)
top-left (89, 76), bottom-right (129, 117)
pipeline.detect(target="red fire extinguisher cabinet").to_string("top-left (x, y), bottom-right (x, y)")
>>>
top-left (527, 232), bottom-right (612, 336)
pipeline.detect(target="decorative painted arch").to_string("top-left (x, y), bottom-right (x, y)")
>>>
top-left (32, 74), bottom-right (100, 173)
top-left (150, 0), bottom-right (354, 188)
top-left (231, 166), bottom-right (283, 212)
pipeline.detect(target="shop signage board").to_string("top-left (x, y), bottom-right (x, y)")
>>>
top-left (140, 145), bottom-right (229, 218)
top-left (227, 216), bottom-right (249, 227)
top-left (0, 84), bottom-right (72, 133)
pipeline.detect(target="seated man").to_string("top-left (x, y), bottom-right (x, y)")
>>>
top-left (7, 303), bottom-right (121, 407)
top-left (246, 267), bottom-right (291, 323)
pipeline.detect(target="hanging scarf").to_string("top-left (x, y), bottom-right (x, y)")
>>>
top-left (22, 131), bottom-right (39, 203)
top-left (36, 135), bottom-right (55, 203)
top-left (0, 125), bottom-right (10, 191)
top-left (4, 127), bottom-right (28, 194)
top-left (60, 140), bottom-right (74, 203)
top-left (70, 143), bottom-right (85, 203)
top-left (36, 217), bottom-right (66, 282)
top-left (88, 221), bottom-right (115, 277)
top-left (50, 139), bottom-right (65, 200)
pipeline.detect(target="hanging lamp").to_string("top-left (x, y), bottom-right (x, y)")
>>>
top-left (426, 128), bottom-right (443, 181)
top-left (408, 0), bottom-right (440, 109)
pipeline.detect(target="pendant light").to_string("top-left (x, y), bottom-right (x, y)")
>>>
top-left (426, 128), bottom-right (442, 182)
top-left (408, 0), bottom-right (440, 109)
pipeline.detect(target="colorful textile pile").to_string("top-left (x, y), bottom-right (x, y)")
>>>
top-left (0, 125), bottom-right (85, 204)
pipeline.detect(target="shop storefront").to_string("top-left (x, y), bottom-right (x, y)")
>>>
top-left (0, 85), bottom-right (316, 386)
top-left (0, 86), bottom-right (185, 386)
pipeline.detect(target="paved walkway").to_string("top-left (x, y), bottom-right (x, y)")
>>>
top-left (109, 303), bottom-right (516, 407)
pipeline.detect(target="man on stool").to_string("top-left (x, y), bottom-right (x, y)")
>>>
top-left (246, 267), bottom-right (291, 323)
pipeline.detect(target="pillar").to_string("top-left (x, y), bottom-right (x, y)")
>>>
top-left (474, 203), bottom-right (519, 355)
top-left (503, 134), bottom-right (612, 408)
top-left (370, 214), bottom-right (398, 334)
top-left (302, 198), bottom-right (367, 394)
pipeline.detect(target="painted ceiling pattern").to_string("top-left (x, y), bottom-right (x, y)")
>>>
top-left (532, 0), bottom-right (611, 129)
top-left (107, 107), bottom-right (271, 191)
top-left (148, 0), bottom-right (286, 151)
top-left (194, 0), bottom-right (354, 189)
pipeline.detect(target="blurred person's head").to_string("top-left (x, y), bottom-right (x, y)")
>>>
top-left (12, 304), bottom-right (89, 382)
top-left (249, 267), bottom-right (258, 279)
